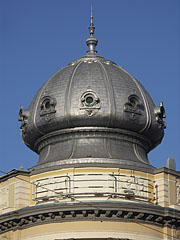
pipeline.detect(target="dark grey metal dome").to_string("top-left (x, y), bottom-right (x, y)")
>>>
top-left (19, 14), bottom-right (166, 171)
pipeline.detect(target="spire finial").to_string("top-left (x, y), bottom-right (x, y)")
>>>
top-left (90, 5), bottom-right (93, 25)
top-left (89, 5), bottom-right (95, 36)
top-left (86, 6), bottom-right (98, 55)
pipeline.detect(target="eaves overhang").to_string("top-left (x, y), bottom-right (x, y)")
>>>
top-left (0, 201), bottom-right (179, 234)
top-left (0, 169), bottom-right (30, 183)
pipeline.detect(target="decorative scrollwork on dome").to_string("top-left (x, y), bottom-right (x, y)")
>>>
top-left (80, 89), bottom-right (100, 116)
top-left (154, 102), bottom-right (166, 129)
top-left (18, 105), bottom-right (29, 133)
top-left (40, 96), bottom-right (56, 122)
top-left (124, 95), bottom-right (144, 120)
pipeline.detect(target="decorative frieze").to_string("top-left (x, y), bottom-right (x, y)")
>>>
top-left (0, 206), bottom-right (179, 234)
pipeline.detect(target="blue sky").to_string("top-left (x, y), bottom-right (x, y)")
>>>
top-left (0, 0), bottom-right (179, 173)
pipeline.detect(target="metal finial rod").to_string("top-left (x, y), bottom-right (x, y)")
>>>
top-left (86, 5), bottom-right (98, 55)
top-left (90, 5), bottom-right (93, 26)
top-left (89, 5), bottom-right (95, 36)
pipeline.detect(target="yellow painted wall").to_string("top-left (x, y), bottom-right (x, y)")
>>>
top-left (0, 221), bottom-right (170, 240)
top-left (0, 168), bottom-right (180, 214)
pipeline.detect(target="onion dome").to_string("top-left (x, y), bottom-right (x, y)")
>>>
top-left (19, 11), bottom-right (166, 171)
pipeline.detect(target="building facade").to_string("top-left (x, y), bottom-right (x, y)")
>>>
top-left (0, 13), bottom-right (180, 240)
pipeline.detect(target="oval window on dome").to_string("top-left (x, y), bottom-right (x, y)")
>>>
top-left (128, 95), bottom-right (140, 109)
top-left (41, 99), bottom-right (51, 110)
top-left (40, 96), bottom-right (57, 121)
top-left (84, 94), bottom-right (95, 106)
top-left (124, 94), bottom-right (144, 120)
top-left (80, 89), bottom-right (101, 116)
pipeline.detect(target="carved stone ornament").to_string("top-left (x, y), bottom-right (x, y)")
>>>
top-left (40, 96), bottom-right (56, 122)
top-left (176, 181), bottom-right (180, 205)
top-left (80, 89), bottom-right (100, 116)
top-left (18, 105), bottom-right (29, 132)
top-left (124, 94), bottom-right (144, 120)
top-left (154, 102), bottom-right (166, 128)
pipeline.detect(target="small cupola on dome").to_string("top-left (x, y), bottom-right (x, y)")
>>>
top-left (19, 10), bottom-right (166, 172)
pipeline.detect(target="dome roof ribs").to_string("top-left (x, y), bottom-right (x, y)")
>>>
top-left (64, 61), bottom-right (83, 128)
top-left (98, 60), bottom-right (116, 127)
top-left (117, 65), bottom-right (152, 133)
